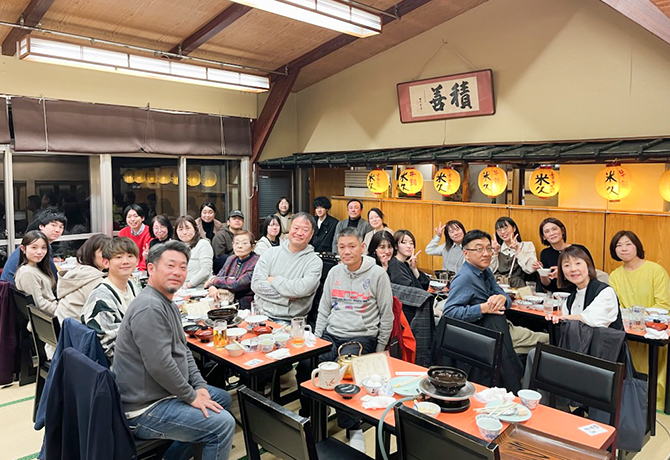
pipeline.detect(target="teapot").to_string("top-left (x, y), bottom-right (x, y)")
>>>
top-left (311, 361), bottom-right (346, 390)
top-left (337, 341), bottom-right (362, 381)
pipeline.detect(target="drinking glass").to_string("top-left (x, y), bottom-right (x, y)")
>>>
top-left (250, 302), bottom-right (264, 318)
top-left (631, 306), bottom-right (645, 332)
top-left (291, 317), bottom-right (312, 348)
top-left (526, 281), bottom-right (537, 294)
top-left (621, 308), bottom-right (631, 331)
top-left (213, 320), bottom-right (228, 349)
top-left (543, 297), bottom-right (554, 318)
top-left (439, 272), bottom-right (450, 284)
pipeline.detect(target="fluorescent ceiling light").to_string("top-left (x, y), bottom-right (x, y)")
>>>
top-left (232, 0), bottom-right (382, 37)
top-left (19, 37), bottom-right (270, 93)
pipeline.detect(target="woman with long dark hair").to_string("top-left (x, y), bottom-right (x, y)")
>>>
top-left (195, 202), bottom-right (223, 242)
top-left (425, 220), bottom-right (466, 274)
top-left (254, 215), bottom-right (282, 256)
top-left (490, 216), bottom-right (538, 288)
top-left (174, 215), bottom-right (213, 289)
top-left (15, 230), bottom-right (58, 316)
top-left (367, 230), bottom-right (395, 270)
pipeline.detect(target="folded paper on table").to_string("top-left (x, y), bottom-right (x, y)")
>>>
top-left (305, 331), bottom-right (317, 348)
top-left (266, 348), bottom-right (291, 360)
top-left (644, 328), bottom-right (668, 340)
top-left (362, 396), bottom-right (397, 409)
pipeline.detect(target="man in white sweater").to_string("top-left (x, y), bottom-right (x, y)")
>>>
top-left (251, 212), bottom-right (323, 322)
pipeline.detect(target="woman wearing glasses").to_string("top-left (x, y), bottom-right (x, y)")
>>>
top-left (490, 217), bottom-right (538, 288)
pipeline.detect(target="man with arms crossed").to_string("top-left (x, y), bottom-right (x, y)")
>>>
top-left (114, 240), bottom-right (235, 460)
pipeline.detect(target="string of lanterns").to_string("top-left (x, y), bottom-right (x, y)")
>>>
top-left (123, 168), bottom-right (218, 187)
top-left (362, 163), bottom-right (649, 203)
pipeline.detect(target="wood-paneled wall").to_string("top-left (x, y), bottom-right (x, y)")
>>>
top-left (329, 197), bottom-right (670, 275)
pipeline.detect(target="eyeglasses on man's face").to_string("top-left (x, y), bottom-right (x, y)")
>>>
top-left (464, 245), bottom-right (494, 254)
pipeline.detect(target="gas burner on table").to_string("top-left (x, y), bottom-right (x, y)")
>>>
top-left (418, 378), bottom-right (475, 413)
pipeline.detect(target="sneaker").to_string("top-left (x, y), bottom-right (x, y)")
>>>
top-left (349, 429), bottom-right (365, 452)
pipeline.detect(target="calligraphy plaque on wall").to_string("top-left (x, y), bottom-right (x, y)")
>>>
top-left (397, 69), bottom-right (494, 123)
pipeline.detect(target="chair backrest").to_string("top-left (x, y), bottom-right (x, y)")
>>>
top-left (27, 304), bottom-right (60, 361)
top-left (434, 316), bottom-right (503, 386)
top-left (11, 286), bottom-right (33, 323)
top-left (395, 405), bottom-right (500, 460)
top-left (238, 386), bottom-right (318, 460)
top-left (529, 343), bottom-right (624, 427)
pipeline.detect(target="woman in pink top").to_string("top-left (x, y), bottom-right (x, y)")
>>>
top-left (118, 204), bottom-right (151, 270)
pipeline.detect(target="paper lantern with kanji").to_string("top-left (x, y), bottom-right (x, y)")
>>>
top-left (659, 170), bottom-right (670, 202)
top-left (397, 167), bottom-right (424, 195)
top-left (202, 170), bottom-right (218, 187)
top-left (478, 166), bottom-right (507, 198)
top-left (595, 165), bottom-right (632, 202)
top-left (433, 168), bottom-right (461, 196)
top-left (123, 169), bottom-right (135, 184)
top-left (367, 169), bottom-right (389, 194)
top-left (187, 169), bottom-right (201, 187)
top-left (529, 167), bottom-right (560, 198)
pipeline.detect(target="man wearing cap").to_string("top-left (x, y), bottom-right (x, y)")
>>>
top-left (212, 210), bottom-right (245, 273)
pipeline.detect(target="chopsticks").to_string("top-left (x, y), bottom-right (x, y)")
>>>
top-left (474, 402), bottom-right (517, 416)
top-left (392, 375), bottom-right (425, 388)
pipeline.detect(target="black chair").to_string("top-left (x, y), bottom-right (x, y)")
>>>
top-left (529, 343), bottom-right (624, 450)
top-left (432, 316), bottom-right (503, 386)
top-left (26, 304), bottom-right (60, 422)
top-left (10, 286), bottom-right (37, 386)
top-left (238, 386), bottom-right (372, 460)
top-left (395, 405), bottom-right (500, 460)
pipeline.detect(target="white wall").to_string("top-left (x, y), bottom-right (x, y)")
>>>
top-left (288, 0), bottom-right (670, 153)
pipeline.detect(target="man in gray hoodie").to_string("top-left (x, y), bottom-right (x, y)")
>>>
top-left (114, 241), bottom-right (235, 460)
top-left (315, 226), bottom-right (394, 451)
top-left (251, 212), bottom-right (322, 321)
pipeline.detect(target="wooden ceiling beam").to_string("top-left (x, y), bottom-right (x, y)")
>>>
top-left (169, 4), bottom-right (251, 55)
top-left (251, 70), bottom-right (300, 163)
top-left (2, 0), bottom-right (57, 56)
top-left (279, 0), bottom-right (433, 74)
top-left (599, 0), bottom-right (670, 46)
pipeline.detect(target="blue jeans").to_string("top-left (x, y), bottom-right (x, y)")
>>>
top-left (129, 385), bottom-right (235, 460)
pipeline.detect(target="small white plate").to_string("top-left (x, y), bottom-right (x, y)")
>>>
top-left (525, 296), bottom-right (545, 304)
top-left (646, 307), bottom-right (668, 316)
top-left (430, 280), bottom-right (447, 289)
top-left (246, 315), bottom-right (269, 324)
top-left (227, 327), bottom-right (247, 339)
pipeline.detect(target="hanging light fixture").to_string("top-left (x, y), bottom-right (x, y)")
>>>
top-left (225, 0), bottom-right (382, 37)
top-left (145, 169), bottom-right (157, 184)
top-left (478, 165), bottom-right (507, 198)
top-left (366, 169), bottom-right (389, 194)
top-left (659, 169), bottom-right (670, 202)
top-left (529, 166), bottom-right (560, 198)
top-left (134, 169), bottom-right (146, 184)
top-left (433, 167), bottom-right (460, 196)
top-left (19, 37), bottom-right (270, 93)
top-left (171, 170), bottom-right (179, 185)
top-left (123, 169), bottom-right (135, 184)
top-left (397, 167), bottom-right (423, 196)
top-left (187, 169), bottom-right (202, 187)
top-left (595, 164), bottom-right (632, 202)
top-left (158, 168), bottom-right (172, 185)
top-left (202, 170), bottom-right (218, 188)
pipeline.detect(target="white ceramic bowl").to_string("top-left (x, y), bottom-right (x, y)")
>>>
top-left (537, 268), bottom-right (551, 277)
top-left (241, 338), bottom-right (259, 353)
top-left (227, 328), bottom-right (247, 340)
top-left (475, 414), bottom-right (502, 442)
top-left (361, 378), bottom-right (383, 396)
top-left (273, 332), bottom-right (290, 348)
top-left (258, 335), bottom-right (275, 353)
top-left (525, 296), bottom-right (545, 304)
top-left (414, 401), bottom-right (441, 418)
top-left (225, 343), bottom-right (244, 357)
top-left (518, 389), bottom-right (542, 410)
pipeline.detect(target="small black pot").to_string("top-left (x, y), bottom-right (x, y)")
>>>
top-left (426, 366), bottom-right (467, 396)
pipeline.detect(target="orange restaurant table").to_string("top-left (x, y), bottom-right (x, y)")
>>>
top-left (301, 356), bottom-right (616, 459)
top-left (510, 302), bottom-right (669, 437)
top-left (187, 321), bottom-right (332, 404)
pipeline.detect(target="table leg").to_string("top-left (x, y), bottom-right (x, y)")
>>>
top-left (648, 344), bottom-right (658, 436)
top-left (310, 399), bottom-right (328, 442)
top-left (249, 374), bottom-right (260, 393)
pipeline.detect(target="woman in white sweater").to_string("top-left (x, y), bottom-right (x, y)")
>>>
top-left (15, 230), bottom-right (58, 317)
top-left (175, 215), bottom-right (213, 289)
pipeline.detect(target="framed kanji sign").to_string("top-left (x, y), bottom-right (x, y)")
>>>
top-left (397, 69), bottom-right (495, 123)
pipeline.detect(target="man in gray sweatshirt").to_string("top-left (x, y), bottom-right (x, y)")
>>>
top-left (114, 241), bottom-right (235, 460)
top-left (251, 212), bottom-right (322, 321)
top-left (315, 226), bottom-right (394, 452)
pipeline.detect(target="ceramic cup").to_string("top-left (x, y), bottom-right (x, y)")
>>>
top-left (476, 414), bottom-right (503, 442)
top-left (518, 389), bottom-right (542, 410)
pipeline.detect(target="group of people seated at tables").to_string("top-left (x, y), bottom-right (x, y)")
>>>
top-left (6, 195), bottom-right (670, 459)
